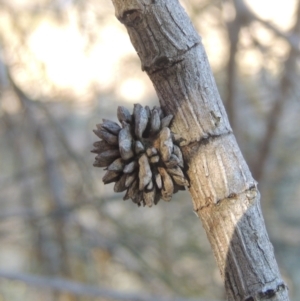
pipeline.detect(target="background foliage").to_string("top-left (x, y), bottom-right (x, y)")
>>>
top-left (0, 0), bottom-right (299, 300)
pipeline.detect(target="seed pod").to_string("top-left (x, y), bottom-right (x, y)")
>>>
top-left (119, 123), bottom-right (134, 160)
top-left (154, 170), bottom-right (162, 189)
top-left (138, 154), bottom-right (152, 191)
top-left (145, 105), bottom-right (151, 118)
top-left (132, 191), bottom-right (143, 205)
top-left (114, 174), bottom-right (127, 192)
top-left (103, 170), bottom-right (121, 184)
top-left (93, 158), bottom-right (107, 168)
top-left (175, 184), bottom-right (186, 191)
top-left (123, 160), bottom-right (138, 173)
top-left (93, 129), bottom-right (118, 145)
top-left (172, 175), bottom-right (189, 187)
top-left (162, 186), bottom-right (173, 202)
top-left (161, 114), bottom-right (173, 129)
top-left (91, 140), bottom-right (116, 154)
top-left (173, 183), bottom-right (185, 194)
top-left (167, 166), bottom-right (189, 186)
top-left (167, 166), bottom-right (185, 177)
top-left (146, 179), bottom-right (154, 190)
top-left (143, 185), bottom-right (156, 208)
top-left (171, 133), bottom-right (186, 146)
top-left (92, 103), bottom-right (187, 207)
top-left (123, 179), bottom-right (138, 200)
top-left (150, 109), bottom-right (161, 134)
top-left (94, 149), bottom-right (120, 167)
top-left (165, 154), bottom-right (180, 168)
top-left (158, 167), bottom-right (174, 202)
top-left (102, 119), bottom-right (121, 135)
top-left (108, 158), bottom-right (124, 171)
top-left (149, 155), bottom-right (160, 164)
top-left (146, 147), bottom-right (158, 157)
top-left (159, 127), bottom-right (173, 162)
top-left (125, 172), bottom-right (137, 188)
top-left (117, 106), bottom-right (132, 123)
top-left (135, 140), bottom-right (145, 154)
top-left (153, 106), bottom-right (164, 119)
top-left (154, 192), bottom-right (161, 205)
top-left (173, 145), bottom-right (184, 168)
top-left (123, 190), bottom-right (130, 201)
top-left (134, 104), bottom-right (148, 139)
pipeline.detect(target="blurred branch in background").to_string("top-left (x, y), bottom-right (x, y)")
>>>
top-left (253, 0), bottom-right (300, 182)
top-left (224, 0), bottom-right (300, 137)
top-left (238, 0), bottom-right (300, 53)
top-left (0, 271), bottom-right (220, 301)
top-left (0, 0), bottom-right (299, 300)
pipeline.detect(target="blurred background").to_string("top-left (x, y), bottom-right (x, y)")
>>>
top-left (0, 0), bottom-right (299, 300)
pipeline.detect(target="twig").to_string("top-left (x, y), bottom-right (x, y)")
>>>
top-left (225, 0), bottom-right (300, 136)
top-left (0, 194), bottom-right (123, 221)
top-left (224, 1), bottom-right (244, 133)
top-left (0, 270), bottom-right (218, 301)
top-left (233, 0), bottom-right (300, 54)
top-left (253, 0), bottom-right (300, 182)
top-left (8, 72), bottom-right (72, 276)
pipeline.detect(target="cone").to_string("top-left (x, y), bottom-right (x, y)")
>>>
top-left (92, 104), bottom-right (189, 207)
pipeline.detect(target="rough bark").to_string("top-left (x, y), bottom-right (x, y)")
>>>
top-left (110, 1), bottom-right (290, 300)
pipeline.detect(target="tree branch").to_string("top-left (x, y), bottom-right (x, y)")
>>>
top-left (109, 1), bottom-right (290, 300)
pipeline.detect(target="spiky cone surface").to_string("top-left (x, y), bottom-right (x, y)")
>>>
top-left (92, 104), bottom-right (189, 207)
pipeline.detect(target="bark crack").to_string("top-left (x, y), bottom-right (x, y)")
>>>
top-left (194, 184), bottom-right (258, 212)
top-left (182, 130), bottom-right (232, 149)
top-left (145, 42), bottom-right (200, 74)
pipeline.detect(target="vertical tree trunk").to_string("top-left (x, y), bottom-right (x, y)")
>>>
top-left (110, 1), bottom-right (290, 300)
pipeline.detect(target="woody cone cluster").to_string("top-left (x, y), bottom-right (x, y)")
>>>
top-left (92, 104), bottom-right (189, 207)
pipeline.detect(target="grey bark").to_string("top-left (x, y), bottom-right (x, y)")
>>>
top-left (110, 0), bottom-right (290, 300)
